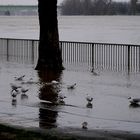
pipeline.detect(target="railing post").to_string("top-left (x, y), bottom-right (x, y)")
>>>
top-left (128, 45), bottom-right (130, 73)
top-left (7, 39), bottom-right (9, 61)
top-left (139, 46), bottom-right (140, 72)
top-left (31, 40), bottom-right (34, 63)
top-left (91, 43), bottom-right (94, 72)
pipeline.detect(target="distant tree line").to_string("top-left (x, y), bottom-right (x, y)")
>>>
top-left (61, 0), bottom-right (140, 15)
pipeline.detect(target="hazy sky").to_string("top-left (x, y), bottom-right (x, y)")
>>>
top-left (0, 0), bottom-right (129, 5)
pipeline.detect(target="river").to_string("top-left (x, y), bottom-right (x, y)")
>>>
top-left (0, 16), bottom-right (140, 44)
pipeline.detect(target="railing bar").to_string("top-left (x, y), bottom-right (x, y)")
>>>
top-left (66, 42), bottom-right (68, 63)
top-left (95, 44), bottom-right (97, 68)
top-left (139, 46), bottom-right (140, 71)
top-left (104, 45), bottom-right (106, 68)
top-left (120, 45), bottom-right (122, 71)
top-left (131, 46), bottom-right (133, 72)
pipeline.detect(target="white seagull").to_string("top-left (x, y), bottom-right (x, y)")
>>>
top-left (51, 80), bottom-right (59, 84)
top-left (128, 97), bottom-right (140, 105)
top-left (82, 122), bottom-right (88, 129)
top-left (10, 83), bottom-right (22, 92)
top-left (45, 80), bottom-right (59, 86)
top-left (11, 90), bottom-right (19, 100)
top-left (86, 94), bottom-right (93, 104)
top-left (58, 94), bottom-right (66, 104)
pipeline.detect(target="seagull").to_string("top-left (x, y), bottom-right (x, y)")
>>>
top-left (82, 122), bottom-right (88, 129)
top-left (11, 90), bottom-right (19, 100)
top-left (67, 83), bottom-right (76, 90)
top-left (58, 94), bottom-right (66, 100)
top-left (128, 97), bottom-right (140, 105)
top-left (51, 80), bottom-right (59, 84)
top-left (86, 94), bottom-right (93, 104)
top-left (10, 83), bottom-right (22, 92)
top-left (45, 80), bottom-right (59, 87)
top-left (91, 69), bottom-right (99, 76)
top-left (14, 75), bottom-right (25, 81)
top-left (58, 94), bottom-right (66, 104)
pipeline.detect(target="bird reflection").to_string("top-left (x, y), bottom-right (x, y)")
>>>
top-left (11, 99), bottom-right (17, 107)
top-left (37, 70), bottom-right (63, 129)
top-left (21, 94), bottom-right (28, 100)
top-left (126, 69), bottom-right (131, 88)
top-left (86, 102), bottom-right (93, 108)
top-left (129, 103), bottom-right (140, 108)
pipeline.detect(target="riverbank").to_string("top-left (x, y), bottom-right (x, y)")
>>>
top-left (0, 123), bottom-right (75, 140)
top-left (0, 123), bottom-right (140, 140)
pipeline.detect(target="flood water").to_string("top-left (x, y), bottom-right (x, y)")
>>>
top-left (0, 58), bottom-right (140, 133)
top-left (0, 16), bottom-right (140, 44)
top-left (0, 16), bottom-right (140, 133)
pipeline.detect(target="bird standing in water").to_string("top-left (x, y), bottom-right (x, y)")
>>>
top-left (86, 94), bottom-right (93, 108)
top-left (67, 83), bottom-right (76, 90)
top-left (10, 83), bottom-right (21, 92)
top-left (51, 80), bottom-right (59, 84)
top-left (11, 90), bottom-right (19, 100)
top-left (128, 97), bottom-right (140, 105)
top-left (58, 94), bottom-right (66, 104)
top-left (82, 122), bottom-right (88, 129)
top-left (86, 94), bottom-right (93, 104)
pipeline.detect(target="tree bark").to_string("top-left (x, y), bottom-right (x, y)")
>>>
top-left (35, 0), bottom-right (64, 71)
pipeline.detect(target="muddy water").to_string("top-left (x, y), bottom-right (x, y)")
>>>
top-left (0, 59), bottom-right (140, 133)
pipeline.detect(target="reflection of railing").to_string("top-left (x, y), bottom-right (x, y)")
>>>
top-left (0, 38), bottom-right (140, 72)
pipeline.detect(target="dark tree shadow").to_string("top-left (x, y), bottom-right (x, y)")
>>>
top-left (37, 70), bottom-right (62, 129)
top-left (39, 108), bottom-right (58, 129)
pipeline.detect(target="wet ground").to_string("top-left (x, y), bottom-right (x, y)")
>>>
top-left (0, 60), bottom-right (140, 137)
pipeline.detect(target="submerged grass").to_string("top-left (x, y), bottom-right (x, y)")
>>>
top-left (0, 124), bottom-right (76, 140)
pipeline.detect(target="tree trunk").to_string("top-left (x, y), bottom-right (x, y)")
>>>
top-left (35, 0), bottom-right (64, 71)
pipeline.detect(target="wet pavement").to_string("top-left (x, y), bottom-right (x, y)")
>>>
top-left (0, 61), bottom-right (140, 139)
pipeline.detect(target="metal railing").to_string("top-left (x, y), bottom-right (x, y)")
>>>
top-left (0, 38), bottom-right (140, 72)
top-left (0, 38), bottom-right (38, 64)
top-left (60, 41), bottom-right (140, 72)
